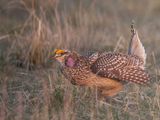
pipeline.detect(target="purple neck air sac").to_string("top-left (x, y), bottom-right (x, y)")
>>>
top-left (65, 56), bottom-right (75, 67)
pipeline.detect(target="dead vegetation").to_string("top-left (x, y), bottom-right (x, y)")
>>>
top-left (0, 0), bottom-right (160, 120)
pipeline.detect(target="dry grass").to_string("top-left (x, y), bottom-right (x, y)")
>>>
top-left (0, 0), bottom-right (160, 120)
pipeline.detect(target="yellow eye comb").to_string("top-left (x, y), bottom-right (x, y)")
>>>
top-left (54, 49), bottom-right (65, 54)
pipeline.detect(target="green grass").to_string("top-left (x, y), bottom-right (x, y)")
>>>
top-left (0, 0), bottom-right (160, 120)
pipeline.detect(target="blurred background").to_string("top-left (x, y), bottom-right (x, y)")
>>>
top-left (0, 0), bottom-right (160, 120)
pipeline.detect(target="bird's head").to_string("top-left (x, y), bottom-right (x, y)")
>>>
top-left (53, 49), bottom-right (79, 67)
top-left (53, 49), bottom-right (70, 64)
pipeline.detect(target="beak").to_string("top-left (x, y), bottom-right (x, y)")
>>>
top-left (50, 52), bottom-right (56, 59)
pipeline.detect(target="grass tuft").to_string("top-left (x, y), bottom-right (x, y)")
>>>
top-left (0, 0), bottom-right (160, 119)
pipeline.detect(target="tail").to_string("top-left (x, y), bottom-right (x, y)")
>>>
top-left (128, 23), bottom-right (146, 66)
top-left (119, 67), bottom-right (150, 84)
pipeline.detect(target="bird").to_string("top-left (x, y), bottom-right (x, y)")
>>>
top-left (53, 26), bottom-right (150, 100)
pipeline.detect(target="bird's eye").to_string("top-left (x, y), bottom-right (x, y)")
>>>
top-left (55, 51), bottom-right (68, 57)
top-left (61, 52), bottom-right (68, 55)
top-left (60, 53), bottom-right (65, 55)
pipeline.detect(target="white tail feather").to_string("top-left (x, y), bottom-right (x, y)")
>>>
top-left (128, 29), bottom-right (146, 65)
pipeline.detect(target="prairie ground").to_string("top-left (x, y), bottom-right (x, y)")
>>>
top-left (0, 0), bottom-right (160, 120)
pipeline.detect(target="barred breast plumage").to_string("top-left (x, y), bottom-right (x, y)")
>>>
top-left (61, 55), bottom-right (91, 85)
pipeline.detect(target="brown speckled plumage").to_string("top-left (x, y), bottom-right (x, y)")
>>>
top-left (54, 49), bottom-right (150, 100)
top-left (54, 26), bottom-right (150, 100)
top-left (62, 54), bottom-right (91, 85)
top-left (90, 52), bottom-right (149, 84)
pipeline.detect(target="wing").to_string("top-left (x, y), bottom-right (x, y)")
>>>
top-left (116, 66), bottom-right (150, 84)
top-left (90, 52), bottom-right (149, 84)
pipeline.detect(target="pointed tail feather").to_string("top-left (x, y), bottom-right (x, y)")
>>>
top-left (128, 26), bottom-right (146, 66)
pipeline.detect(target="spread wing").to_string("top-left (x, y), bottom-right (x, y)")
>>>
top-left (90, 52), bottom-right (149, 84)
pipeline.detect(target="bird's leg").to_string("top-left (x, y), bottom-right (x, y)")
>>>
top-left (93, 76), bottom-right (123, 98)
top-left (97, 88), bottom-right (106, 101)
top-left (98, 83), bottom-right (123, 102)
